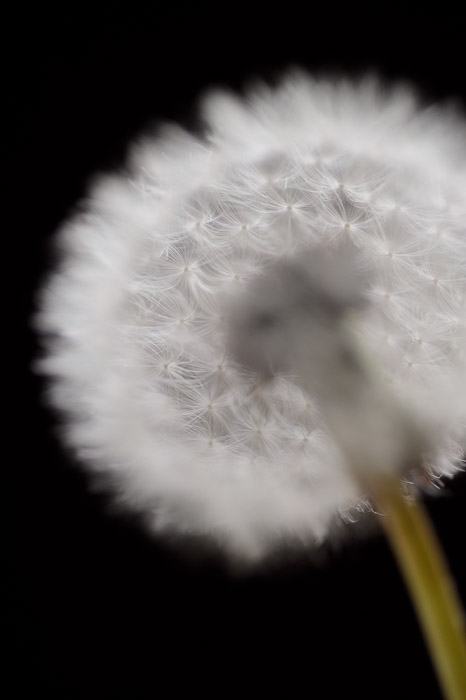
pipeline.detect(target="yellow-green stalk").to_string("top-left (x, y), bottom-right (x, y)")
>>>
top-left (375, 479), bottom-right (466, 700)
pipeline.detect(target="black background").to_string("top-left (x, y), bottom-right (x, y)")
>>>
top-left (11, 4), bottom-right (466, 698)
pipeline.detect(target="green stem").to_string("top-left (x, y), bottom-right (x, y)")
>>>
top-left (375, 481), bottom-right (466, 700)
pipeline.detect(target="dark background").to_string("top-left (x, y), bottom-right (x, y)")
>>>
top-left (11, 4), bottom-right (466, 698)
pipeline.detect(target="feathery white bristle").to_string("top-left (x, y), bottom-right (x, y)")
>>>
top-left (35, 70), bottom-right (466, 560)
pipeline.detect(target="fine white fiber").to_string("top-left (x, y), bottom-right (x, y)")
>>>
top-left (35, 70), bottom-right (466, 560)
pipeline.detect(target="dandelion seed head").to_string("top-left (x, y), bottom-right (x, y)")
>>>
top-left (36, 70), bottom-right (466, 560)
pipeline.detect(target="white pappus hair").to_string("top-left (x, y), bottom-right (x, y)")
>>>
top-left (35, 70), bottom-right (466, 561)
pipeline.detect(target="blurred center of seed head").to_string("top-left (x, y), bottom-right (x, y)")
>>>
top-left (226, 249), bottom-right (429, 478)
top-left (227, 248), bottom-right (367, 387)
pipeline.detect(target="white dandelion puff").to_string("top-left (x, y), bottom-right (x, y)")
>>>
top-left (35, 70), bottom-right (466, 561)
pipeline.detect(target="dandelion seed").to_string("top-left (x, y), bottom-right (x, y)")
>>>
top-left (35, 70), bottom-right (466, 561)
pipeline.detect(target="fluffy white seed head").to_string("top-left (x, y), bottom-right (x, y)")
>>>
top-left (35, 70), bottom-right (466, 561)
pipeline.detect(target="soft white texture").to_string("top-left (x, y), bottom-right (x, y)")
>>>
top-left (36, 70), bottom-right (466, 559)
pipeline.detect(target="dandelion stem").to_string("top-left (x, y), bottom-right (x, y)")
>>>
top-left (374, 480), bottom-right (466, 700)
